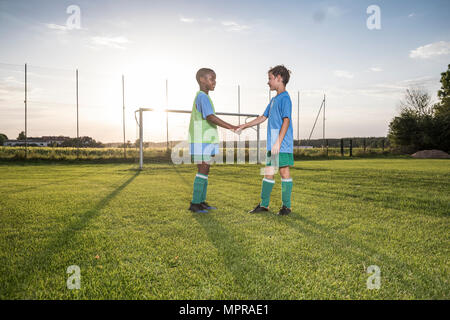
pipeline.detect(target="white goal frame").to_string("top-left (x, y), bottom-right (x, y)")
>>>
top-left (135, 108), bottom-right (261, 169)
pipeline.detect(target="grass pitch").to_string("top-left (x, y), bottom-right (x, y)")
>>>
top-left (0, 158), bottom-right (448, 299)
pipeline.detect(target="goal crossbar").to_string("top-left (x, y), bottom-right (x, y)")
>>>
top-left (135, 108), bottom-right (261, 169)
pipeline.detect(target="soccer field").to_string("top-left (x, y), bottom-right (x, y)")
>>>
top-left (0, 159), bottom-right (448, 299)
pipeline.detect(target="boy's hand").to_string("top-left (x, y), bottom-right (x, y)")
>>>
top-left (271, 141), bottom-right (281, 154)
top-left (234, 124), bottom-right (246, 135)
top-left (230, 125), bottom-right (240, 134)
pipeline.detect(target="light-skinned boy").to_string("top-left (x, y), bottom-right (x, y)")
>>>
top-left (237, 65), bottom-right (294, 215)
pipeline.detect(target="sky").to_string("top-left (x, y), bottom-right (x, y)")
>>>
top-left (0, 0), bottom-right (449, 143)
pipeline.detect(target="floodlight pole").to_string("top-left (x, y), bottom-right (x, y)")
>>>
top-left (76, 69), bottom-right (79, 158)
top-left (24, 63), bottom-right (27, 158)
top-left (122, 75), bottom-right (126, 159)
top-left (166, 79), bottom-right (169, 151)
top-left (297, 90), bottom-right (300, 146)
top-left (139, 109), bottom-right (143, 170)
top-left (323, 94), bottom-right (326, 149)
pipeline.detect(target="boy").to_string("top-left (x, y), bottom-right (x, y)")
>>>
top-left (237, 65), bottom-right (294, 215)
top-left (188, 68), bottom-right (239, 213)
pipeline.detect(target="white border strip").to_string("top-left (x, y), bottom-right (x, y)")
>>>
top-left (196, 174), bottom-right (208, 179)
top-left (262, 178), bottom-right (275, 184)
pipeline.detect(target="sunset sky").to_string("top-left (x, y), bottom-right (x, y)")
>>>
top-left (1, 0), bottom-right (449, 143)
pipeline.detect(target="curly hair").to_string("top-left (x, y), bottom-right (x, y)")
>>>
top-left (268, 65), bottom-right (291, 85)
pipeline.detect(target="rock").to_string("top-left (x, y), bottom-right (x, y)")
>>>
top-left (411, 150), bottom-right (450, 159)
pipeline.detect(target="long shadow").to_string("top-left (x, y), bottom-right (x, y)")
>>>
top-left (7, 171), bottom-right (140, 296)
top-left (2, 172), bottom-right (94, 194)
top-left (192, 213), bottom-right (275, 298)
top-left (169, 164), bottom-right (275, 298)
top-left (277, 213), bottom-right (446, 298)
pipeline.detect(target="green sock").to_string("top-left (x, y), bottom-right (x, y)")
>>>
top-left (260, 178), bottom-right (275, 207)
top-left (281, 178), bottom-right (293, 208)
top-left (192, 173), bottom-right (208, 204)
top-left (201, 176), bottom-right (208, 203)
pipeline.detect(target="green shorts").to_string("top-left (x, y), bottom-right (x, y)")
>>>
top-left (266, 151), bottom-right (294, 167)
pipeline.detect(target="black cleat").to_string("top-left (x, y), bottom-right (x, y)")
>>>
top-left (201, 202), bottom-right (217, 210)
top-left (189, 202), bottom-right (208, 213)
top-left (277, 205), bottom-right (291, 216)
top-left (248, 204), bottom-right (269, 214)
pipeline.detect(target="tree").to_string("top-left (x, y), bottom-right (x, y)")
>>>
top-left (17, 131), bottom-right (26, 140)
top-left (388, 65), bottom-right (450, 153)
top-left (0, 133), bottom-right (7, 146)
top-left (398, 87), bottom-right (433, 116)
top-left (433, 64), bottom-right (450, 151)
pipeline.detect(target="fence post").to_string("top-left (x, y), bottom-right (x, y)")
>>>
top-left (340, 138), bottom-right (344, 157)
top-left (326, 139), bottom-right (328, 157)
top-left (382, 139), bottom-right (385, 152)
top-left (363, 138), bottom-right (366, 153)
top-left (349, 139), bottom-right (353, 157)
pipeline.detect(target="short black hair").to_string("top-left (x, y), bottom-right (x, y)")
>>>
top-left (196, 68), bottom-right (216, 84)
top-left (268, 65), bottom-right (291, 85)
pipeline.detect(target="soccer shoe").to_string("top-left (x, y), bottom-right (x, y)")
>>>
top-left (201, 202), bottom-right (217, 210)
top-left (188, 202), bottom-right (208, 213)
top-left (277, 205), bottom-right (291, 216)
top-left (248, 204), bottom-right (269, 213)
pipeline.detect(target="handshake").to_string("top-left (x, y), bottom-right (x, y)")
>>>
top-left (230, 124), bottom-right (247, 135)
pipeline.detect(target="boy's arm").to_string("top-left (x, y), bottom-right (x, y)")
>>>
top-left (238, 115), bottom-right (267, 131)
top-left (206, 114), bottom-right (238, 131)
top-left (271, 118), bottom-right (290, 154)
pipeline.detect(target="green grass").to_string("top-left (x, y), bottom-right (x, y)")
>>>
top-left (0, 159), bottom-right (448, 299)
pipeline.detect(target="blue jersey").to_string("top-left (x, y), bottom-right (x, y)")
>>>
top-left (263, 91), bottom-right (293, 153)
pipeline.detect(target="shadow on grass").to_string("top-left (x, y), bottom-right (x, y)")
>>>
top-left (192, 213), bottom-right (275, 299)
top-left (277, 213), bottom-right (446, 298)
top-left (7, 170), bottom-right (140, 296)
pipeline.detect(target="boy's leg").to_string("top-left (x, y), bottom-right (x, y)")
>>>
top-left (261, 166), bottom-right (275, 208)
top-left (192, 162), bottom-right (209, 204)
top-left (280, 166), bottom-right (293, 209)
top-left (199, 163), bottom-right (210, 203)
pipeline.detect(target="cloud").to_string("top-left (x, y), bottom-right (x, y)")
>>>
top-left (334, 70), bottom-right (354, 79)
top-left (408, 13), bottom-right (416, 18)
top-left (45, 23), bottom-right (69, 32)
top-left (313, 5), bottom-right (345, 23)
top-left (89, 36), bottom-right (130, 49)
top-left (221, 21), bottom-right (250, 32)
top-left (409, 41), bottom-right (450, 59)
top-left (179, 16), bottom-right (195, 23)
top-left (369, 67), bottom-right (383, 72)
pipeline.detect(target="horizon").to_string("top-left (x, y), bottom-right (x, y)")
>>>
top-left (1, 0), bottom-right (449, 143)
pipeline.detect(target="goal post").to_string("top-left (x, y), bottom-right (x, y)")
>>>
top-left (135, 107), bottom-right (261, 169)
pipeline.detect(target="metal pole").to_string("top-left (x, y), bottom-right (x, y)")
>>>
top-left (166, 79), bottom-right (169, 151)
top-left (24, 63), bottom-right (27, 158)
top-left (257, 124), bottom-right (260, 164)
top-left (297, 90), bottom-right (300, 146)
top-left (238, 85), bottom-right (240, 144)
top-left (76, 69), bottom-right (79, 157)
top-left (322, 94), bottom-right (325, 149)
top-left (122, 74), bottom-right (126, 159)
top-left (139, 109), bottom-right (143, 170)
